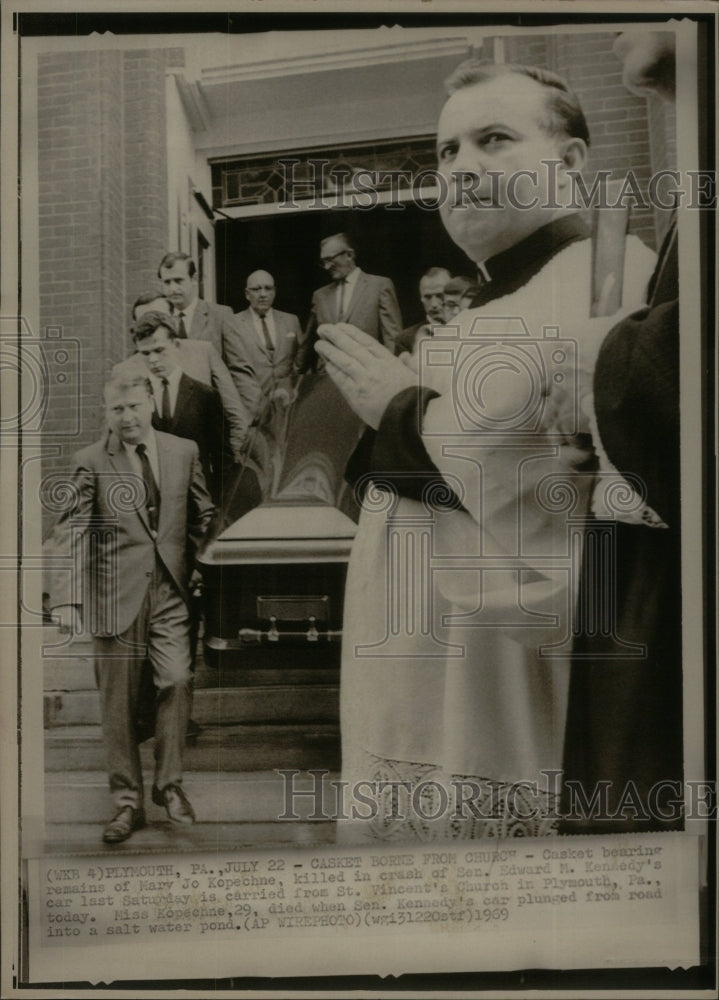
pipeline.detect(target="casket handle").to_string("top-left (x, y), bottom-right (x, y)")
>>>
top-left (233, 626), bottom-right (342, 645)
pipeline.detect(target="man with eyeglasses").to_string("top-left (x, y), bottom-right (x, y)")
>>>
top-left (222, 270), bottom-right (302, 501)
top-left (295, 232), bottom-right (402, 373)
top-left (225, 270), bottom-right (301, 408)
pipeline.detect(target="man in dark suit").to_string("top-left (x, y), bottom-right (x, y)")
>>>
top-left (394, 266), bottom-right (451, 355)
top-left (44, 374), bottom-right (215, 843)
top-left (296, 232), bottom-right (402, 372)
top-left (115, 291), bottom-right (255, 461)
top-left (157, 252), bottom-right (262, 419)
top-left (131, 311), bottom-right (227, 506)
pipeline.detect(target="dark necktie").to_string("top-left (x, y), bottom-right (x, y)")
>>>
top-left (337, 279), bottom-right (347, 321)
top-left (135, 442), bottom-right (160, 534)
top-left (177, 312), bottom-right (187, 339)
top-left (160, 378), bottom-right (171, 428)
top-left (260, 315), bottom-right (274, 355)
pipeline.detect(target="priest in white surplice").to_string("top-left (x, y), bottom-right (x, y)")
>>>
top-left (318, 60), bottom-right (656, 843)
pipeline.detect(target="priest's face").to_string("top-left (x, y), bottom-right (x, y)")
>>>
top-left (437, 73), bottom-right (583, 263)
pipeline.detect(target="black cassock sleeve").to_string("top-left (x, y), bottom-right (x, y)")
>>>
top-left (345, 385), bottom-right (461, 509)
top-left (593, 299), bottom-right (679, 528)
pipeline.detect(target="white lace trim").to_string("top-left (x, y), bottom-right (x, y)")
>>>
top-left (339, 751), bottom-right (561, 844)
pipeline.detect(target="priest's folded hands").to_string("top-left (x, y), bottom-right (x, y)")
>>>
top-left (316, 323), bottom-right (418, 429)
top-left (316, 319), bottom-right (603, 434)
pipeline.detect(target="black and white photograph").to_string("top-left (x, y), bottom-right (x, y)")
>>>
top-left (0, 1), bottom-right (716, 995)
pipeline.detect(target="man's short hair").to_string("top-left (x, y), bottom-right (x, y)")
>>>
top-left (157, 251), bottom-right (197, 278)
top-left (104, 374), bottom-right (153, 400)
top-left (132, 311), bottom-right (179, 344)
top-left (132, 290), bottom-right (169, 320)
top-left (422, 266), bottom-right (452, 283)
top-left (321, 232), bottom-right (356, 253)
top-left (444, 275), bottom-right (474, 296)
top-left (444, 59), bottom-right (591, 147)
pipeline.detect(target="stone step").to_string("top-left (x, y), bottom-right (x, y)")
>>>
top-left (45, 722), bottom-right (340, 772)
top-left (44, 659), bottom-right (340, 693)
top-left (37, 821), bottom-right (336, 856)
top-left (43, 630), bottom-right (340, 692)
top-left (45, 770), bottom-right (342, 826)
top-left (44, 685), bottom-right (339, 728)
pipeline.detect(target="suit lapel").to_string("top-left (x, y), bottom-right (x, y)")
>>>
top-left (273, 312), bottom-right (291, 364)
top-left (171, 373), bottom-right (193, 432)
top-left (242, 310), bottom-right (269, 364)
top-left (190, 300), bottom-right (209, 339)
top-left (106, 432), bottom-right (153, 536)
top-left (343, 271), bottom-right (366, 324)
top-left (156, 432), bottom-right (179, 539)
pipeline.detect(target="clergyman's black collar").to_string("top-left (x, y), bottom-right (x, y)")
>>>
top-left (470, 212), bottom-right (590, 307)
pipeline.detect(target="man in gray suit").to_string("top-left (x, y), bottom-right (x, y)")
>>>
top-left (222, 270), bottom-right (302, 502)
top-left (296, 233), bottom-right (402, 372)
top-left (45, 375), bottom-right (215, 843)
top-left (157, 252), bottom-right (262, 418)
top-left (224, 270), bottom-right (301, 409)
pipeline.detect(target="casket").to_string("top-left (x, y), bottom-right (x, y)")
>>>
top-left (199, 371), bottom-right (362, 669)
top-left (199, 501), bottom-right (356, 667)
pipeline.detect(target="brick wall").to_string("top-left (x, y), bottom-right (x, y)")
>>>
top-left (502, 33), bottom-right (660, 250)
top-left (38, 50), bottom-right (122, 501)
top-left (550, 32), bottom-right (658, 249)
top-left (647, 93), bottom-right (677, 243)
top-left (122, 50), bottom-right (170, 336)
top-left (38, 49), bottom-right (170, 535)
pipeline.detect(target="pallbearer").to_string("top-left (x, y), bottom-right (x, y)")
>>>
top-left (44, 375), bottom-right (215, 843)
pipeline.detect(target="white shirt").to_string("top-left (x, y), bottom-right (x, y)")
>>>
top-left (147, 365), bottom-right (182, 420)
top-left (250, 307), bottom-right (276, 349)
top-left (123, 429), bottom-right (160, 485)
top-left (337, 266), bottom-right (360, 317)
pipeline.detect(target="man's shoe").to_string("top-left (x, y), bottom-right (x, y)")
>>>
top-left (102, 806), bottom-right (146, 844)
top-left (152, 783), bottom-right (195, 825)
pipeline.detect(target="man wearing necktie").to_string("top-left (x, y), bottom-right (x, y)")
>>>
top-left (113, 291), bottom-right (257, 468)
top-left (132, 311), bottom-right (226, 506)
top-left (224, 270), bottom-right (301, 406)
top-left (157, 251), bottom-right (262, 421)
top-left (222, 271), bottom-right (302, 504)
top-left (295, 232), bottom-right (403, 373)
top-left (44, 374), bottom-right (215, 843)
